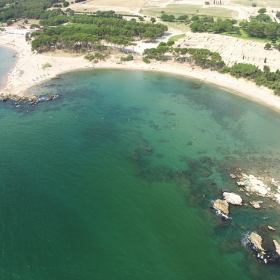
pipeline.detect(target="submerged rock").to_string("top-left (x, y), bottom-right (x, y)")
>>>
top-left (274, 194), bottom-right (280, 204)
top-left (273, 240), bottom-right (280, 255)
top-left (229, 174), bottom-right (237, 179)
top-left (268, 226), bottom-right (276, 231)
top-left (250, 232), bottom-right (265, 253)
top-left (213, 199), bottom-right (229, 215)
top-left (52, 75), bottom-right (61, 79)
top-left (223, 192), bottom-right (242, 205)
top-left (250, 201), bottom-right (263, 209)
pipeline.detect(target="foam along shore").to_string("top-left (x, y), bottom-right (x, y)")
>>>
top-left (1, 33), bottom-right (280, 111)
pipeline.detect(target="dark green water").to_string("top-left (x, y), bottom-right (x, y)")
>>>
top-left (1, 67), bottom-right (280, 279)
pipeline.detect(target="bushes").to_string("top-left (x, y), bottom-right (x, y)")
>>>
top-left (84, 52), bottom-right (108, 61)
top-left (142, 57), bottom-right (150, 64)
top-left (258, 8), bottom-right (267, 14)
top-left (230, 63), bottom-right (258, 78)
top-left (121, 54), bottom-right (133, 61)
top-left (42, 62), bottom-right (52, 70)
top-left (226, 63), bottom-right (280, 95)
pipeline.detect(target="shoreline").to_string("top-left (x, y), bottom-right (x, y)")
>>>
top-left (1, 33), bottom-right (280, 112)
top-left (0, 44), bottom-right (19, 91)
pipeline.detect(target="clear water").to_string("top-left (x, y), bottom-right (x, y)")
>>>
top-left (0, 47), bottom-right (17, 89)
top-left (1, 68), bottom-right (280, 279)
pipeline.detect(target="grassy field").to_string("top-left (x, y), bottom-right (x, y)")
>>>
top-left (69, 0), bottom-right (147, 13)
top-left (16, 19), bottom-right (40, 25)
top-left (201, 7), bottom-right (238, 18)
top-left (228, 29), bottom-right (272, 43)
top-left (142, 4), bottom-right (238, 19)
top-left (232, 0), bottom-right (280, 8)
top-left (168, 34), bottom-right (186, 42)
top-left (142, 5), bottom-right (202, 17)
top-left (163, 22), bottom-right (191, 32)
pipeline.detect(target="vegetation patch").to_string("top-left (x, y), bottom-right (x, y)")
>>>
top-left (30, 13), bottom-right (167, 53)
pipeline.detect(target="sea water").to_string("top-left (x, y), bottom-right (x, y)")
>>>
top-left (1, 68), bottom-right (280, 279)
top-left (0, 47), bottom-right (17, 89)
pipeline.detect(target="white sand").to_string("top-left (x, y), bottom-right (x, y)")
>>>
top-left (1, 32), bottom-right (280, 112)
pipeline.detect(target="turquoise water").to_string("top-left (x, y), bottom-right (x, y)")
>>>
top-left (0, 47), bottom-right (17, 88)
top-left (1, 68), bottom-right (280, 279)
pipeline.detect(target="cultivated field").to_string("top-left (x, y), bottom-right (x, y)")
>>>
top-left (142, 4), bottom-right (238, 18)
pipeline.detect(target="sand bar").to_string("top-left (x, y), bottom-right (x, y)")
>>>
top-left (1, 33), bottom-right (280, 112)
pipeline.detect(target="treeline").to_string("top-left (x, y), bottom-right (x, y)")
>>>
top-left (190, 17), bottom-right (240, 34)
top-left (0, 0), bottom-right (61, 21)
top-left (160, 13), bottom-right (189, 22)
top-left (189, 15), bottom-right (280, 41)
top-left (243, 21), bottom-right (280, 41)
top-left (39, 10), bottom-right (124, 26)
top-left (220, 64), bottom-right (280, 95)
top-left (30, 18), bottom-right (168, 52)
top-left (143, 43), bottom-right (225, 70)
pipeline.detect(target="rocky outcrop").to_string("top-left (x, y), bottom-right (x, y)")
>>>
top-left (223, 192), bottom-right (242, 205)
top-left (213, 199), bottom-right (229, 215)
top-left (273, 240), bottom-right (280, 255)
top-left (250, 201), bottom-right (263, 209)
top-left (250, 232), bottom-right (265, 253)
top-left (237, 174), bottom-right (270, 196)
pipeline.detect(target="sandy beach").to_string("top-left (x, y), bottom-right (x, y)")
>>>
top-left (1, 32), bottom-right (280, 112)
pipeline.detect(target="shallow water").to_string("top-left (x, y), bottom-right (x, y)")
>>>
top-left (0, 47), bottom-right (17, 89)
top-left (1, 69), bottom-right (280, 279)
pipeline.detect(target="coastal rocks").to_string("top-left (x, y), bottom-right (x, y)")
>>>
top-left (0, 92), bottom-right (11, 101)
top-left (273, 240), bottom-right (280, 255)
top-left (230, 174), bottom-right (237, 179)
top-left (249, 232), bottom-right (265, 253)
top-left (250, 201), bottom-right (263, 209)
top-left (223, 192), bottom-right (242, 205)
top-left (48, 94), bottom-right (58, 100)
top-left (28, 96), bottom-right (38, 104)
top-left (52, 75), bottom-right (61, 79)
top-left (213, 199), bottom-right (229, 215)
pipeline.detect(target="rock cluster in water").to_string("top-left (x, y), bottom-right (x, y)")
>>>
top-left (0, 93), bottom-right (58, 104)
top-left (237, 173), bottom-right (280, 206)
top-left (212, 171), bottom-right (280, 265)
top-left (223, 192), bottom-right (242, 205)
top-left (213, 192), bottom-right (242, 218)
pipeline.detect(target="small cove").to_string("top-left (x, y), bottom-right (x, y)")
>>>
top-left (1, 68), bottom-right (280, 279)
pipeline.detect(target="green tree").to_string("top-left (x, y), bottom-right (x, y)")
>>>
top-left (264, 43), bottom-right (272, 49)
top-left (63, 1), bottom-right (69, 7)
top-left (6, 19), bottom-right (13, 26)
top-left (258, 8), bottom-right (267, 14)
top-left (230, 63), bottom-right (258, 78)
